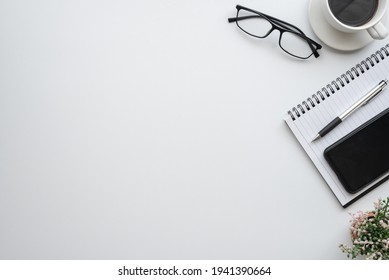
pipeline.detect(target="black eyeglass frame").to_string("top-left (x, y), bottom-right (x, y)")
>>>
top-left (228, 5), bottom-right (322, 59)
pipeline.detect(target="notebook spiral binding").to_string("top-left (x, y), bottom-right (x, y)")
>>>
top-left (288, 44), bottom-right (389, 121)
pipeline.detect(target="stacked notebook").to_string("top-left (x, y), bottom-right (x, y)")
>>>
top-left (284, 43), bottom-right (389, 207)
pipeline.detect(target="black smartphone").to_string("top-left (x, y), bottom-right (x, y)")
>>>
top-left (324, 107), bottom-right (389, 194)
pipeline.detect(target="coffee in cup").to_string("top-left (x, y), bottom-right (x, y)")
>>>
top-left (329, 0), bottom-right (378, 27)
top-left (321, 0), bottom-right (389, 39)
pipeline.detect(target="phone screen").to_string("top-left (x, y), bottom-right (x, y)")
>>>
top-left (324, 107), bottom-right (389, 194)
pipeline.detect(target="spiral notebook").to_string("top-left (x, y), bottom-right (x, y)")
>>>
top-left (284, 43), bottom-right (389, 208)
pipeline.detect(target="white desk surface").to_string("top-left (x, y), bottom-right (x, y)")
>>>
top-left (1, 0), bottom-right (389, 259)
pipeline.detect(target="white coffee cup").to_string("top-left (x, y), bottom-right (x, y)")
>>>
top-left (321, 0), bottom-right (389, 39)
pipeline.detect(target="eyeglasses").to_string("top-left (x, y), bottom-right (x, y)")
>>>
top-left (228, 5), bottom-right (322, 59)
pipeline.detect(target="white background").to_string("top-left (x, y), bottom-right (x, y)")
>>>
top-left (1, 0), bottom-right (389, 259)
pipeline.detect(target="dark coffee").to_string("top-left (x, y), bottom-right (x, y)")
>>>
top-left (329, 0), bottom-right (379, 27)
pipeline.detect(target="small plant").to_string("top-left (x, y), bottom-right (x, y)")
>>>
top-left (340, 198), bottom-right (389, 260)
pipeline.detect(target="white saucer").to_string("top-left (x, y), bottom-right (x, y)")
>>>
top-left (309, 0), bottom-right (374, 51)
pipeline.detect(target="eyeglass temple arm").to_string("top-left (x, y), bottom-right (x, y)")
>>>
top-left (228, 15), bottom-right (322, 57)
top-left (267, 16), bottom-right (304, 34)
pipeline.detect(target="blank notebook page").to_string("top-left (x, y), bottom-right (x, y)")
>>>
top-left (284, 44), bottom-right (389, 207)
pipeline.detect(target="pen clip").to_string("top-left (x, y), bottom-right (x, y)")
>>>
top-left (362, 89), bottom-right (383, 106)
top-left (362, 80), bottom-right (388, 106)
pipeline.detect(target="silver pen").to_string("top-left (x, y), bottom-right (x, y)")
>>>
top-left (312, 79), bottom-right (388, 142)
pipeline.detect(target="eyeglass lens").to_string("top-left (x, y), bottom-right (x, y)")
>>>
top-left (236, 9), bottom-right (315, 59)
